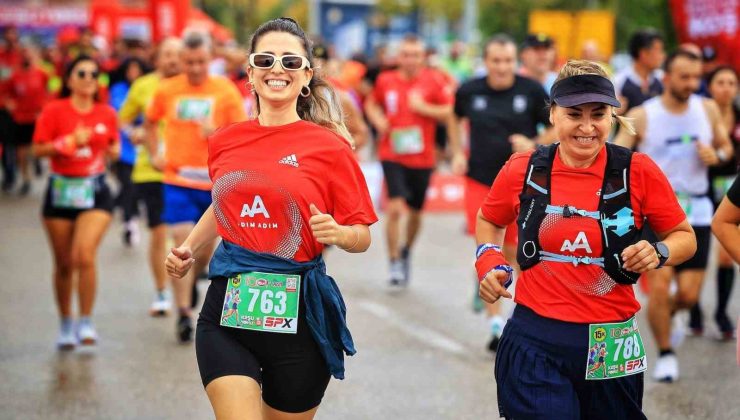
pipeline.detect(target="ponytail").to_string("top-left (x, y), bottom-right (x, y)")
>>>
top-left (613, 113), bottom-right (636, 136)
top-left (298, 77), bottom-right (355, 149)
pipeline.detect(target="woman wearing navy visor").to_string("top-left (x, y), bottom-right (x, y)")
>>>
top-left (475, 60), bottom-right (696, 419)
top-left (165, 18), bottom-right (377, 419)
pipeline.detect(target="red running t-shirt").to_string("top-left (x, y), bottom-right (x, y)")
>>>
top-left (208, 119), bottom-right (378, 262)
top-left (480, 146), bottom-right (686, 323)
top-left (6, 66), bottom-right (48, 123)
top-left (33, 99), bottom-right (119, 177)
top-left (372, 69), bottom-right (454, 168)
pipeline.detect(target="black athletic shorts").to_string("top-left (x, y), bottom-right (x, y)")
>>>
top-left (675, 226), bottom-right (711, 271)
top-left (10, 122), bottom-right (35, 146)
top-left (42, 175), bottom-right (114, 220)
top-left (381, 160), bottom-right (433, 210)
top-left (196, 278), bottom-right (331, 413)
top-left (643, 225), bottom-right (711, 272)
top-left (133, 182), bottom-right (164, 228)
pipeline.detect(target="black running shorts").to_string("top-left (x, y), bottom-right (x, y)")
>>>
top-left (42, 175), bottom-right (114, 220)
top-left (133, 182), bottom-right (164, 228)
top-left (381, 160), bottom-right (433, 210)
top-left (196, 278), bottom-right (331, 413)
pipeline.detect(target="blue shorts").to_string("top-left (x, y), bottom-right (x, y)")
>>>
top-left (162, 184), bottom-right (212, 225)
top-left (495, 305), bottom-right (646, 420)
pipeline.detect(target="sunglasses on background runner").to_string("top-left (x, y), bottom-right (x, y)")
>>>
top-left (76, 70), bottom-right (99, 80)
top-left (249, 53), bottom-right (310, 71)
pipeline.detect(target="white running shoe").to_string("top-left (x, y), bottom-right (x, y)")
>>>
top-left (149, 291), bottom-right (172, 317)
top-left (77, 322), bottom-right (98, 346)
top-left (652, 353), bottom-right (679, 382)
top-left (389, 260), bottom-right (406, 287)
top-left (670, 312), bottom-right (687, 349)
top-left (56, 329), bottom-right (77, 351)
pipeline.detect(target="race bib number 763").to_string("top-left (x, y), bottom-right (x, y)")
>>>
top-left (220, 272), bottom-right (300, 334)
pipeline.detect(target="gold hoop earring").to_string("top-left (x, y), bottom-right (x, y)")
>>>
top-left (300, 85), bottom-right (311, 98)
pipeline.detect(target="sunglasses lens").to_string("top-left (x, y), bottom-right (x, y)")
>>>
top-left (282, 56), bottom-right (304, 70)
top-left (253, 54), bottom-right (275, 68)
top-left (76, 70), bottom-right (98, 79)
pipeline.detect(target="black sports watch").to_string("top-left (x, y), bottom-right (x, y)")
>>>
top-left (651, 242), bottom-right (670, 268)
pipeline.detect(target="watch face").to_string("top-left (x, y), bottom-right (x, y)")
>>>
top-left (656, 242), bottom-right (669, 258)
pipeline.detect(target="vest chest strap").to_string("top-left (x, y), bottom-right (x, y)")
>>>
top-left (545, 204), bottom-right (601, 219)
top-left (539, 251), bottom-right (605, 267)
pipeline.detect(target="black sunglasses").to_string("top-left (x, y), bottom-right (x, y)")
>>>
top-left (76, 69), bottom-right (99, 80)
top-left (249, 53), bottom-right (310, 71)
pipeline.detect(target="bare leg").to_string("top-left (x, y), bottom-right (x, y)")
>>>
top-left (43, 218), bottom-right (75, 318)
top-left (71, 210), bottom-right (112, 316)
top-left (206, 376), bottom-right (263, 420)
top-left (149, 224), bottom-right (168, 291)
top-left (648, 268), bottom-right (675, 351)
top-left (385, 198), bottom-right (405, 261)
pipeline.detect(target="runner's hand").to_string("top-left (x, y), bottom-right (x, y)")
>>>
top-left (73, 124), bottom-right (92, 147)
top-left (309, 204), bottom-right (346, 246)
top-left (696, 142), bottom-right (719, 166)
top-left (129, 126), bottom-right (146, 145)
top-left (150, 154), bottom-right (165, 171)
top-left (166, 246), bottom-right (195, 279)
top-left (408, 90), bottom-right (426, 114)
top-left (451, 151), bottom-right (468, 175)
top-left (374, 117), bottom-right (390, 138)
top-left (479, 269), bottom-right (512, 303)
top-left (509, 134), bottom-right (535, 153)
top-left (621, 240), bottom-right (659, 273)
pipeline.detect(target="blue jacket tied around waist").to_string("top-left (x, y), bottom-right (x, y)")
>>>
top-left (208, 240), bottom-right (356, 379)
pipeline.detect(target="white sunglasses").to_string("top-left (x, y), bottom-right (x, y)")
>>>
top-left (249, 53), bottom-right (310, 71)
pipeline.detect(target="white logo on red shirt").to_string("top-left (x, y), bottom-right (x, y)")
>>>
top-left (278, 154), bottom-right (299, 167)
top-left (74, 146), bottom-right (92, 158)
top-left (561, 231), bottom-right (593, 253)
top-left (240, 195), bottom-right (271, 218)
top-left (94, 123), bottom-right (107, 134)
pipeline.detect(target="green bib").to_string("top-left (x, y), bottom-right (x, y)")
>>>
top-left (586, 317), bottom-right (647, 380)
top-left (220, 272), bottom-right (301, 334)
top-left (390, 127), bottom-right (424, 155)
top-left (51, 176), bottom-right (94, 209)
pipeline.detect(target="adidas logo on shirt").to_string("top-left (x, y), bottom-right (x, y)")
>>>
top-left (278, 154), bottom-right (299, 167)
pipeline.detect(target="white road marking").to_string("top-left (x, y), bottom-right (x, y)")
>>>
top-left (357, 300), bottom-right (467, 355)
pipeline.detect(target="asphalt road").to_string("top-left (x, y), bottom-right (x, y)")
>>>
top-left (1, 184), bottom-right (738, 420)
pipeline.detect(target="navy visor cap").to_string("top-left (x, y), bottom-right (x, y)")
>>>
top-left (550, 74), bottom-right (621, 108)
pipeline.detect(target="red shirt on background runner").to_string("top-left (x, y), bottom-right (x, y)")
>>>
top-left (6, 66), bottom-right (49, 123)
top-left (480, 147), bottom-right (686, 323)
top-left (33, 99), bottom-right (119, 177)
top-left (372, 68), bottom-right (454, 168)
top-left (208, 120), bottom-right (378, 262)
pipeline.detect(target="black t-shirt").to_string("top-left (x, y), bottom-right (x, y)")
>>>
top-left (454, 75), bottom-right (550, 186)
top-left (728, 176), bottom-right (740, 207)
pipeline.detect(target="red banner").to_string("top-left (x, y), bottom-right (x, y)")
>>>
top-left (670, 0), bottom-right (740, 70)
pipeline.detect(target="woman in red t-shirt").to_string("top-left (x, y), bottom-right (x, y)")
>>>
top-left (32, 55), bottom-right (120, 351)
top-left (475, 61), bottom-right (696, 419)
top-left (166, 18), bottom-right (377, 419)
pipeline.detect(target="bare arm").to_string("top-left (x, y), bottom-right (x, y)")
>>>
top-left (621, 219), bottom-right (696, 272)
top-left (364, 95), bottom-right (389, 136)
top-left (712, 196), bottom-right (740, 263)
top-left (181, 205), bottom-right (220, 254)
top-left (705, 99), bottom-right (734, 162)
top-left (340, 92), bottom-right (369, 150)
top-left (447, 114), bottom-right (468, 175)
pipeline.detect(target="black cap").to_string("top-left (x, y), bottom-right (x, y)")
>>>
top-left (522, 33), bottom-right (553, 49)
top-left (550, 74), bottom-right (621, 108)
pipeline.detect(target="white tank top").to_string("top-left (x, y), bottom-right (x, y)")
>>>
top-left (640, 94), bottom-right (713, 225)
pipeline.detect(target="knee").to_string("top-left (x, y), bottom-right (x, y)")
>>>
top-left (386, 201), bottom-right (405, 220)
top-left (675, 290), bottom-right (699, 309)
top-left (71, 249), bottom-right (96, 270)
top-left (55, 259), bottom-right (74, 279)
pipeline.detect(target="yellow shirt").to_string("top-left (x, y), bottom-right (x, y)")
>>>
top-left (146, 74), bottom-right (246, 190)
top-left (119, 72), bottom-right (164, 184)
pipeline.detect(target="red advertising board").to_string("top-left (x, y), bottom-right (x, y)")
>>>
top-left (670, 0), bottom-right (740, 70)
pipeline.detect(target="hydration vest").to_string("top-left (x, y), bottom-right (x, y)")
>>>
top-left (516, 143), bottom-right (642, 285)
